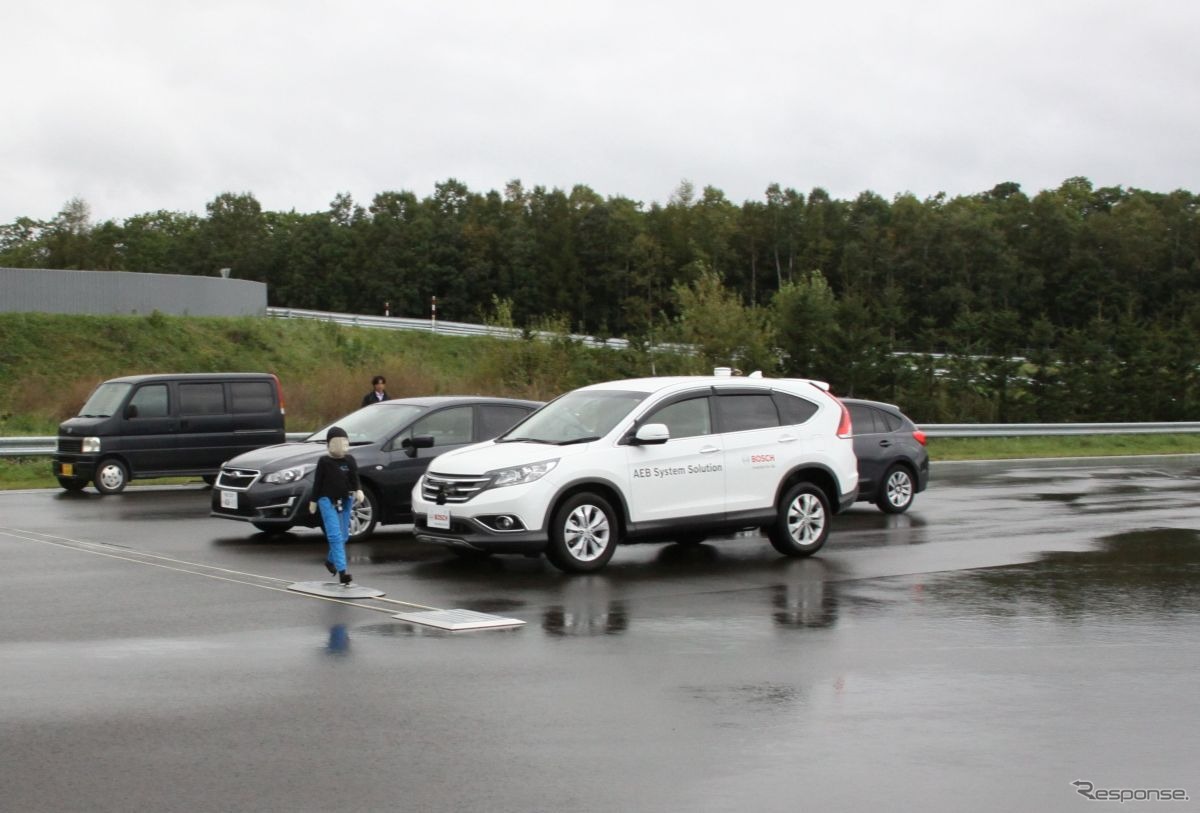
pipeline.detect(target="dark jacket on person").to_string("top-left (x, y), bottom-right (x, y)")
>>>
top-left (312, 454), bottom-right (360, 504)
top-left (361, 390), bottom-right (390, 407)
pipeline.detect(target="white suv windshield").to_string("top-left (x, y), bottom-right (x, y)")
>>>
top-left (500, 390), bottom-right (648, 445)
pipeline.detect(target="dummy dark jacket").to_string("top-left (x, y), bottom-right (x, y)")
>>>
top-left (312, 454), bottom-right (360, 502)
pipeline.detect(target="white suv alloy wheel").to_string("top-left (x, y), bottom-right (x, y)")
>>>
top-left (563, 503), bottom-right (612, 562)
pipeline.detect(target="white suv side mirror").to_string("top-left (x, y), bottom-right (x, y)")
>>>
top-left (634, 423), bottom-right (670, 445)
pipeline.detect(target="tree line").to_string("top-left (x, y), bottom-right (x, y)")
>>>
top-left (2, 176), bottom-right (1199, 423)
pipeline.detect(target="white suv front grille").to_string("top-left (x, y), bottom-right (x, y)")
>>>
top-left (422, 473), bottom-right (492, 504)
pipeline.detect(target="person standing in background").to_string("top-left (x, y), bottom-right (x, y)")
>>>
top-left (361, 375), bottom-right (389, 407)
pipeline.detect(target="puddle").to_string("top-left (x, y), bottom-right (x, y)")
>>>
top-left (926, 528), bottom-right (1200, 621)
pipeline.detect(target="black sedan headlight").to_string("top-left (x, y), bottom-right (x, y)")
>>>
top-left (263, 464), bottom-right (314, 484)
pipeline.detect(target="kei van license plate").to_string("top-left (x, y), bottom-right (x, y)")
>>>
top-left (429, 510), bottom-right (451, 530)
top-left (61, 463), bottom-right (74, 476)
top-left (219, 490), bottom-right (238, 509)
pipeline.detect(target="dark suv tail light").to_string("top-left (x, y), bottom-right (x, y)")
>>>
top-left (913, 429), bottom-right (927, 446)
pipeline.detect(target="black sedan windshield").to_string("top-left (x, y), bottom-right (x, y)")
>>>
top-left (308, 403), bottom-right (426, 444)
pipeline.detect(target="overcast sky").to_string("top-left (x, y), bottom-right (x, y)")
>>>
top-left (3, 0), bottom-right (1198, 225)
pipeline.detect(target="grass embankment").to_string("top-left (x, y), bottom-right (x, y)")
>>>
top-left (2, 312), bottom-right (1197, 491)
top-left (0, 311), bottom-right (692, 489)
top-left (0, 312), bottom-right (533, 434)
top-left (928, 434), bottom-right (1200, 460)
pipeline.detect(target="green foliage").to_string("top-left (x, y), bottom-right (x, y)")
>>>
top-left (771, 269), bottom-right (839, 378)
top-left (3, 177), bottom-right (1200, 424)
top-left (672, 267), bottom-right (776, 373)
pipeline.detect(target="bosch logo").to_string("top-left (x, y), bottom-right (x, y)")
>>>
top-left (750, 454), bottom-right (775, 464)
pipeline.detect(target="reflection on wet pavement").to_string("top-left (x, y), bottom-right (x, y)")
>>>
top-left (929, 528), bottom-right (1200, 621)
top-left (325, 624), bottom-right (350, 656)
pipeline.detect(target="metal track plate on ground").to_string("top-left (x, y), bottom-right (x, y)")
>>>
top-left (393, 609), bottom-right (525, 630)
top-left (288, 580), bottom-right (385, 599)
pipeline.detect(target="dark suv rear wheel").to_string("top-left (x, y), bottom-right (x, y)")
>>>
top-left (877, 465), bottom-right (915, 513)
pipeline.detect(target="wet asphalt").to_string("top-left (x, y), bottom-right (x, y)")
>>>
top-left (1, 457), bottom-right (1198, 812)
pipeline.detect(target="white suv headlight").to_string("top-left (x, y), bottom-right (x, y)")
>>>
top-left (489, 459), bottom-right (559, 488)
top-left (264, 463), bottom-right (314, 484)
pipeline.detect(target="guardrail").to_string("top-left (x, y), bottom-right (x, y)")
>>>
top-left (923, 422), bottom-right (1200, 437)
top-left (6, 423), bottom-right (1200, 458)
top-left (265, 307), bottom-right (635, 349)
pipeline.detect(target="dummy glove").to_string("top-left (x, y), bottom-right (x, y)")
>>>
top-left (308, 502), bottom-right (316, 514)
top-left (354, 490), bottom-right (365, 504)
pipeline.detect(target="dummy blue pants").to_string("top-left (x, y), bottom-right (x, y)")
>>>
top-left (317, 495), bottom-right (355, 572)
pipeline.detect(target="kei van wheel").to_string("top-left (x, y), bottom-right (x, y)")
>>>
top-left (94, 458), bottom-right (129, 495)
top-left (876, 465), bottom-right (915, 513)
top-left (546, 492), bottom-right (619, 573)
top-left (766, 482), bottom-right (830, 557)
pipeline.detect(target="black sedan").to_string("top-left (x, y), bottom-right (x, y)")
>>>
top-left (210, 396), bottom-right (541, 539)
top-left (844, 398), bottom-right (929, 513)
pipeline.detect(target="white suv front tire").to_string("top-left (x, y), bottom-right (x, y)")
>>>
top-left (546, 491), bottom-right (620, 572)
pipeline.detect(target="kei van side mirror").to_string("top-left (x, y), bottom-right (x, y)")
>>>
top-left (124, 404), bottom-right (138, 419)
top-left (401, 435), bottom-right (435, 458)
top-left (633, 423), bottom-right (669, 445)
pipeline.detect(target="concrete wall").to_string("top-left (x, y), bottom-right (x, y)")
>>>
top-left (0, 267), bottom-right (267, 316)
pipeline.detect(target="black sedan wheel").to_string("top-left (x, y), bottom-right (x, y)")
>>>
top-left (348, 487), bottom-right (379, 540)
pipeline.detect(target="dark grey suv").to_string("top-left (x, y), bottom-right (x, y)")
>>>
top-left (211, 396), bottom-right (541, 540)
top-left (844, 398), bottom-right (929, 513)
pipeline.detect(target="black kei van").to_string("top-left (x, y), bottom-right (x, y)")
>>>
top-left (53, 373), bottom-right (286, 494)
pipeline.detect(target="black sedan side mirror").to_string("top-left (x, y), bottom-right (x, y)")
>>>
top-left (400, 435), bottom-right (435, 458)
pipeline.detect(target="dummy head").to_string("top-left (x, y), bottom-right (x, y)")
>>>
top-left (326, 426), bottom-right (350, 458)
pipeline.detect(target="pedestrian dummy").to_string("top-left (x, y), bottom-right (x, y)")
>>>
top-left (361, 375), bottom-right (389, 407)
top-left (309, 426), bottom-right (364, 586)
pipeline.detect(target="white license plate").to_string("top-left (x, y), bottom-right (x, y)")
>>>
top-left (429, 510), bottom-right (451, 530)
top-left (220, 490), bottom-right (238, 509)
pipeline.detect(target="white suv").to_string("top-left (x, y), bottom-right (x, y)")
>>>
top-left (411, 372), bottom-right (858, 573)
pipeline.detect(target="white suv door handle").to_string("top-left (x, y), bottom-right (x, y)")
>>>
top-left (777, 435), bottom-right (798, 443)
top-left (700, 446), bottom-right (720, 454)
